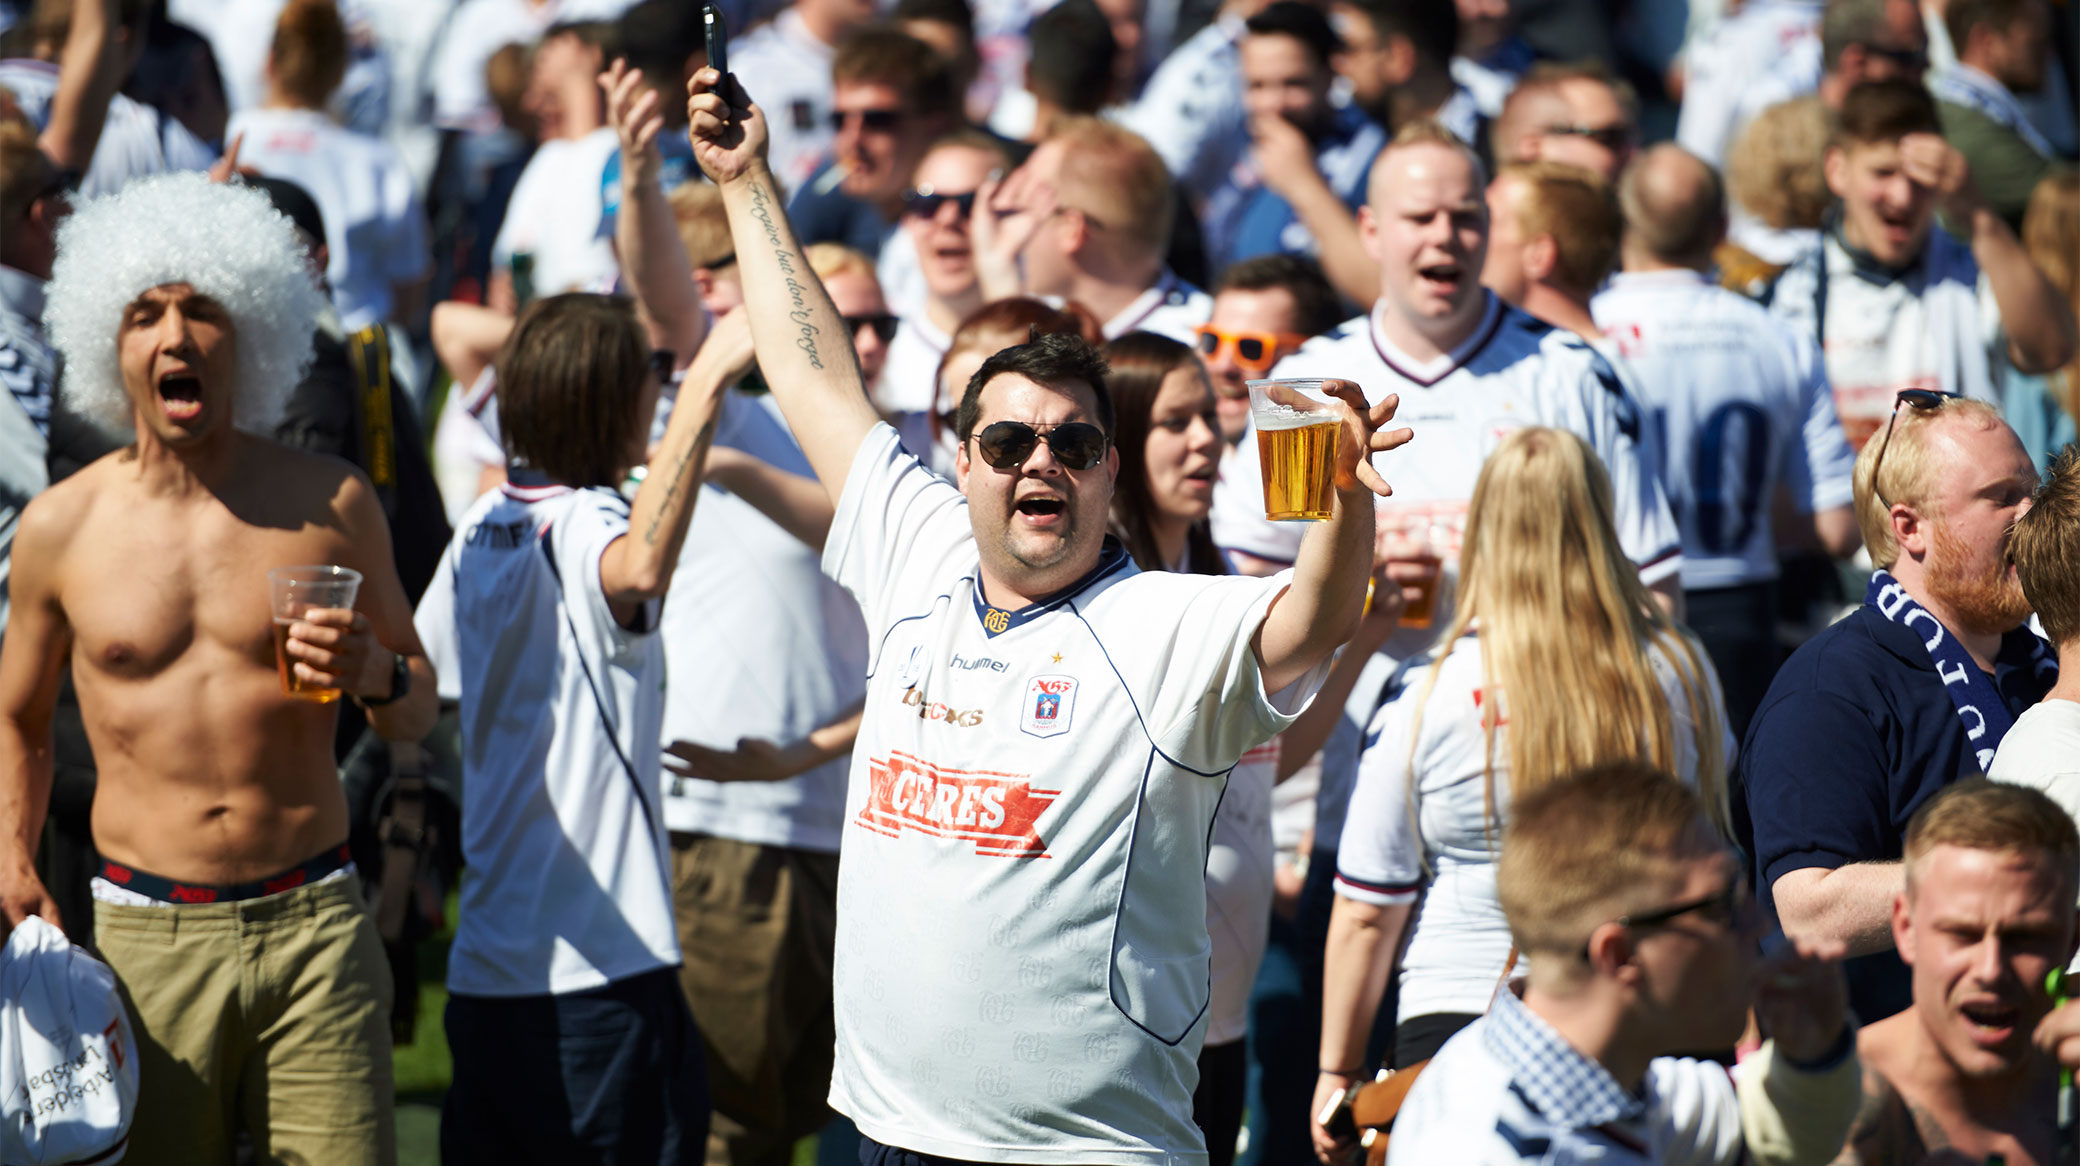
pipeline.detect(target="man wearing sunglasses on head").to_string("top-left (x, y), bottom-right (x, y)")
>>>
top-left (687, 66), bottom-right (1411, 1166)
top-left (1740, 388), bottom-right (2057, 1026)
top-left (1386, 762), bottom-right (1860, 1166)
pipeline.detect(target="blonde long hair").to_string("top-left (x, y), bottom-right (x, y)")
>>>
top-left (1409, 427), bottom-right (1730, 840)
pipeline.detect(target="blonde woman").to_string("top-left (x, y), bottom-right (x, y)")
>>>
top-left (1310, 427), bottom-right (1732, 1162)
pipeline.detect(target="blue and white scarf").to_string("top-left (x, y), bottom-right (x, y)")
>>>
top-left (1931, 64), bottom-right (2055, 160)
top-left (1866, 569), bottom-right (2058, 770)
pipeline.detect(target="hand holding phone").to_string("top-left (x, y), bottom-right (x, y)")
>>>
top-left (703, 3), bottom-right (728, 84)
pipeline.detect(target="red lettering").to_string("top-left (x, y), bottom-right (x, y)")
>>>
top-left (263, 870), bottom-right (308, 895)
top-left (167, 885), bottom-right (219, 904)
top-left (1035, 680), bottom-right (1073, 694)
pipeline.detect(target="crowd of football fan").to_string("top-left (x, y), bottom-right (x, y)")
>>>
top-left (1, 0), bottom-right (2079, 1162)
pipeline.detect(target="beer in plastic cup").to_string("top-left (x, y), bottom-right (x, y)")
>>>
top-left (1248, 378), bottom-right (1340, 521)
top-left (1381, 517), bottom-right (1448, 629)
top-left (268, 565), bottom-right (362, 703)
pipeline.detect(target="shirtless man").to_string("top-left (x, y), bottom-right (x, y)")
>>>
top-left (1831, 778), bottom-right (2080, 1165)
top-left (0, 174), bottom-right (436, 1165)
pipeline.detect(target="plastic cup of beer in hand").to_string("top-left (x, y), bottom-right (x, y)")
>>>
top-left (1248, 378), bottom-right (1340, 521)
top-left (268, 565), bottom-right (362, 703)
top-left (1381, 517), bottom-right (1448, 630)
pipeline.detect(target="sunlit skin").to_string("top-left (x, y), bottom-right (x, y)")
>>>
top-left (1143, 365), bottom-right (1223, 531)
top-left (1014, 138), bottom-right (1077, 298)
top-left (1241, 33), bottom-right (1333, 139)
top-left (117, 283), bottom-right (238, 447)
top-left (1892, 415), bottom-right (2037, 642)
top-left (825, 268), bottom-right (891, 389)
top-left (954, 374), bottom-right (1120, 607)
top-left (1827, 138), bottom-right (1941, 268)
top-left (905, 145), bottom-right (996, 308)
top-left (1360, 141), bottom-right (1490, 360)
top-left (1204, 286), bottom-right (1307, 444)
top-left (1479, 173), bottom-right (1534, 307)
top-left (1625, 837), bottom-right (1763, 1054)
top-left (832, 81), bottom-right (933, 209)
top-left (1539, 78), bottom-right (1632, 180)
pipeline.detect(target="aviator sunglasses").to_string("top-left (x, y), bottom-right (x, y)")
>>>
top-left (970, 420), bottom-right (1109, 471)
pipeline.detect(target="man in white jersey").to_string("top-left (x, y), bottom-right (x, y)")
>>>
top-left (1767, 78), bottom-right (2076, 448)
top-left (989, 116), bottom-right (1214, 344)
top-left (1677, 0), bottom-right (1824, 169)
top-left (1193, 120), bottom-right (1687, 1153)
top-left (685, 65), bottom-right (1409, 1163)
top-left (1596, 144), bottom-right (1861, 735)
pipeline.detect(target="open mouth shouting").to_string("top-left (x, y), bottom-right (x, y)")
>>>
top-left (156, 370), bottom-right (205, 422)
top-left (1416, 262), bottom-right (1467, 302)
top-left (1957, 998), bottom-right (2023, 1047)
top-left (1014, 491), bottom-right (1069, 529)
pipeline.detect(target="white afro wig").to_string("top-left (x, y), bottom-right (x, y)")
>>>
top-left (44, 172), bottom-right (326, 433)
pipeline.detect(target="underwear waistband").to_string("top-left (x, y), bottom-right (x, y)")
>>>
top-left (97, 843), bottom-right (353, 904)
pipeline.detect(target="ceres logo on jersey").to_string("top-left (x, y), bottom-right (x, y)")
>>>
top-left (1021, 675), bottom-right (1078, 739)
top-left (856, 752), bottom-right (1060, 857)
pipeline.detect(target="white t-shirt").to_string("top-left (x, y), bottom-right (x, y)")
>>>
top-left (226, 108), bottom-right (429, 330)
top-left (658, 392), bottom-right (867, 853)
top-left (1205, 738), bottom-right (1276, 1047)
top-left (1768, 229), bottom-right (2003, 448)
top-left (416, 478), bottom-right (680, 997)
top-left (1119, 17), bottom-right (1245, 204)
top-left (880, 310), bottom-right (950, 417)
top-left (1594, 269), bottom-right (1856, 590)
top-left (1674, 0), bottom-right (1824, 168)
top-left (0, 60), bottom-right (216, 197)
top-left (821, 424), bottom-right (1327, 1164)
top-left (174, 0), bottom-right (392, 136)
top-left (1989, 699), bottom-right (2080, 840)
top-left (492, 128), bottom-right (621, 298)
top-left (1336, 632), bottom-right (1729, 1024)
top-left (1098, 271), bottom-right (1213, 345)
top-left (731, 9), bottom-right (837, 195)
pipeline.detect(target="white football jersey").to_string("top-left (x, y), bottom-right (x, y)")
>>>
top-left (1100, 272), bottom-right (1214, 345)
top-left (1594, 270), bottom-right (1856, 590)
top-left (822, 425), bottom-right (1325, 1163)
top-left (1768, 229), bottom-right (2003, 449)
top-left (1205, 739), bottom-right (1276, 1047)
top-left (416, 478), bottom-right (680, 997)
top-left (0, 60), bottom-right (216, 198)
top-left (1674, 0), bottom-right (1823, 167)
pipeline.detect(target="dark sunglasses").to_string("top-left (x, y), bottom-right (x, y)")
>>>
top-left (1582, 878), bottom-right (1749, 958)
top-left (1870, 388), bottom-right (1961, 506)
top-left (1540, 123), bottom-right (1631, 151)
top-left (648, 349), bottom-right (676, 383)
top-left (970, 420), bottom-right (1109, 471)
top-left (843, 314), bottom-right (899, 344)
top-left (902, 186), bottom-right (979, 220)
top-left (1866, 44), bottom-right (1930, 73)
top-left (828, 107), bottom-right (904, 132)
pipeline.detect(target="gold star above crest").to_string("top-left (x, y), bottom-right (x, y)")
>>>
top-left (1050, 652), bottom-right (1064, 664)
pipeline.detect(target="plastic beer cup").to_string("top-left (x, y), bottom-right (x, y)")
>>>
top-left (1248, 378), bottom-right (1340, 521)
top-left (268, 565), bottom-right (362, 703)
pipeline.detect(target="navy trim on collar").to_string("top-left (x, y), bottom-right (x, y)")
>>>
top-left (1369, 292), bottom-right (1504, 387)
top-left (970, 538), bottom-right (1133, 638)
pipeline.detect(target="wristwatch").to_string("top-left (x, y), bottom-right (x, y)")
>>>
top-left (358, 651), bottom-right (410, 708)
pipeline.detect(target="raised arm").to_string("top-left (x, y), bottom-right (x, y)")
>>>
top-left (38, 0), bottom-right (122, 175)
top-left (685, 68), bottom-right (882, 501)
top-left (1904, 133), bottom-right (2079, 376)
top-left (1252, 382), bottom-right (1410, 694)
top-left (1250, 114), bottom-right (1380, 307)
top-left (0, 494), bottom-right (80, 933)
top-left (603, 60), bottom-right (708, 363)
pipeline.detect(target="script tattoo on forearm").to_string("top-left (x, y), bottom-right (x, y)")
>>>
top-left (745, 181), bottom-right (825, 370)
top-left (642, 416), bottom-right (717, 545)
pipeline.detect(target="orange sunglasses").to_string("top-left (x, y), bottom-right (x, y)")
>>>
top-left (1194, 326), bottom-right (1308, 374)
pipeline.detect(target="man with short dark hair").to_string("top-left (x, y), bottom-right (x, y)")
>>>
top-left (1594, 143), bottom-right (1859, 734)
top-left (1329, 0), bottom-right (1473, 140)
top-left (1828, 778), bottom-right (2080, 1162)
top-left (1016, 0), bottom-right (1116, 140)
top-left (1768, 79), bottom-right (2076, 450)
top-left (1933, 0), bottom-right (2069, 229)
top-left (688, 64), bottom-right (1408, 1162)
top-left (1740, 392), bottom-right (2057, 1023)
top-left (1207, 0), bottom-right (1385, 273)
top-left (1384, 763), bottom-right (1861, 1165)
top-left (727, 0), bottom-right (877, 190)
top-left (788, 26), bottom-right (960, 261)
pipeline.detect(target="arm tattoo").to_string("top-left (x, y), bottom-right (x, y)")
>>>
top-left (642, 416), bottom-right (717, 545)
top-left (744, 181), bottom-right (825, 371)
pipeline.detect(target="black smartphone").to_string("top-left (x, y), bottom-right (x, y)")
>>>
top-left (702, 2), bottom-right (728, 82)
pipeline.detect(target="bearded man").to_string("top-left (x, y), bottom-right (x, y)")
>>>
top-left (1738, 391), bottom-right (2057, 1026)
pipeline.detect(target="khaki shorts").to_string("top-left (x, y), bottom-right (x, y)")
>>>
top-left (670, 834), bottom-right (838, 1166)
top-left (93, 875), bottom-right (396, 1165)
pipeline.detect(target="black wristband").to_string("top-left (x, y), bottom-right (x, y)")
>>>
top-left (357, 651), bottom-right (410, 709)
top-left (1781, 1022), bottom-right (1855, 1072)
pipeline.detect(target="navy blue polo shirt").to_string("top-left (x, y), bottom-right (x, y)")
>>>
top-left (1737, 604), bottom-right (2055, 1021)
